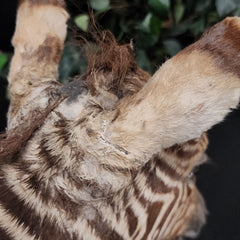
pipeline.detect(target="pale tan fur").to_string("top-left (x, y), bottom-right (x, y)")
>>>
top-left (8, 2), bottom-right (240, 182)
top-left (107, 49), bottom-right (240, 161)
top-left (3, 0), bottom-right (240, 239)
top-left (8, 1), bottom-right (68, 128)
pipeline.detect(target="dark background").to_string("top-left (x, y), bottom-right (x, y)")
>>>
top-left (0, 1), bottom-right (240, 239)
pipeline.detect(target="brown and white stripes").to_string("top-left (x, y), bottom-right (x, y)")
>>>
top-left (0, 128), bottom-right (207, 240)
top-left (1, 0), bottom-right (240, 239)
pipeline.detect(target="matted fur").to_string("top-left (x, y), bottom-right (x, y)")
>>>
top-left (83, 30), bottom-right (150, 99)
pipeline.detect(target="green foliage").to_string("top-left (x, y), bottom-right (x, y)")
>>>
top-left (74, 14), bottom-right (89, 32)
top-left (0, 53), bottom-right (10, 78)
top-left (163, 39), bottom-right (182, 56)
top-left (148, 0), bottom-right (170, 19)
top-left (174, 0), bottom-right (185, 23)
top-left (89, 0), bottom-right (110, 11)
top-left (67, 0), bottom-right (240, 75)
top-left (1, 0), bottom-right (240, 80)
top-left (215, 0), bottom-right (237, 17)
top-left (0, 53), bottom-right (7, 72)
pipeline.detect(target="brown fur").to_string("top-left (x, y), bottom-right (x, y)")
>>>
top-left (82, 31), bottom-right (150, 99)
top-left (2, 1), bottom-right (240, 238)
top-left (34, 35), bottom-right (63, 64)
top-left (184, 17), bottom-right (240, 78)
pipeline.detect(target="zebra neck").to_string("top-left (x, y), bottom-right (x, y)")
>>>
top-left (160, 133), bottom-right (209, 178)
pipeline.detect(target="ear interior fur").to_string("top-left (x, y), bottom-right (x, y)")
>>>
top-left (106, 17), bottom-right (240, 162)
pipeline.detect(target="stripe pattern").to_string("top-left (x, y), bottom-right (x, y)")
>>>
top-left (99, 141), bottom-right (207, 240)
top-left (0, 112), bottom-right (208, 240)
top-left (0, 0), bottom-right (219, 238)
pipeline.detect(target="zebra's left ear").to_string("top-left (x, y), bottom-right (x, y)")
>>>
top-left (8, 0), bottom-right (69, 127)
top-left (104, 17), bottom-right (240, 163)
top-left (1, 0), bottom-right (69, 160)
top-left (8, 0), bottom-right (68, 114)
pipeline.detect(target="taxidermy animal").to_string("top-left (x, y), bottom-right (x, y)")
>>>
top-left (0, 0), bottom-right (240, 239)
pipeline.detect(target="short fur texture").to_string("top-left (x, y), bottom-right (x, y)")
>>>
top-left (0, 0), bottom-right (240, 239)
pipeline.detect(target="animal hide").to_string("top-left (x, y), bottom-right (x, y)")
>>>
top-left (0, 0), bottom-right (240, 239)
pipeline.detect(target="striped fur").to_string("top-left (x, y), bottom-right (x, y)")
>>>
top-left (1, 0), bottom-right (240, 239)
top-left (0, 132), bottom-right (207, 240)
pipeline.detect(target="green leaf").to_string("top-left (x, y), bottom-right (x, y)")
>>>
top-left (136, 50), bottom-right (151, 72)
top-left (138, 13), bottom-right (162, 36)
top-left (137, 13), bottom-right (161, 49)
top-left (137, 31), bottom-right (159, 49)
top-left (190, 18), bottom-right (205, 35)
top-left (233, 8), bottom-right (240, 16)
top-left (90, 0), bottom-right (110, 11)
top-left (174, 0), bottom-right (185, 23)
top-left (233, 0), bottom-right (240, 16)
top-left (148, 0), bottom-right (170, 19)
top-left (163, 39), bottom-right (182, 56)
top-left (207, 11), bottom-right (220, 24)
top-left (74, 14), bottom-right (89, 32)
top-left (139, 13), bottom-right (152, 33)
top-left (195, 0), bottom-right (211, 13)
top-left (215, 0), bottom-right (237, 17)
top-left (150, 15), bottom-right (162, 36)
top-left (0, 53), bottom-right (7, 71)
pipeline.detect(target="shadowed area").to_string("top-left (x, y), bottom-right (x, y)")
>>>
top-left (195, 106), bottom-right (240, 240)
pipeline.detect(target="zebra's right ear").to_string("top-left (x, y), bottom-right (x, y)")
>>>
top-left (104, 17), bottom-right (240, 163)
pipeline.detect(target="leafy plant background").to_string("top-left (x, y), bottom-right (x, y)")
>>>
top-left (59, 0), bottom-right (239, 82)
top-left (1, 0), bottom-right (240, 81)
top-left (58, 0), bottom-right (239, 82)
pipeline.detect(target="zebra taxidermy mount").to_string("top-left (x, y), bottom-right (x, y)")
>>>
top-left (0, 0), bottom-right (240, 239)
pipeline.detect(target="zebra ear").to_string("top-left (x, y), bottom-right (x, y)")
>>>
top-left (105, 17), bottom-right (240, 163)
top-left (1, 0), bottom-right (69, 160)
top-left (8, 0), bottom-right (69, 123)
